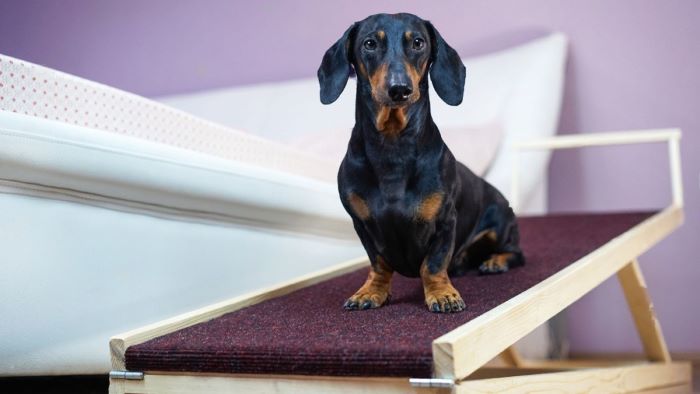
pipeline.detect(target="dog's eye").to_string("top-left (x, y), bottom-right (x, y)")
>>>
top-left (363, 39), bottom-right (377, 51)
top-left (412, 37), bottom-right (425, 50)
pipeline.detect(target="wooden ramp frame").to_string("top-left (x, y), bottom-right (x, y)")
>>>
top-left (109, 129), bottom-right (690, 393)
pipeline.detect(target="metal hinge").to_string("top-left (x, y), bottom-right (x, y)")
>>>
top-left (109, 370), bottom-right (144, 380)
top-left (409, 378), bottom-right (455, 388)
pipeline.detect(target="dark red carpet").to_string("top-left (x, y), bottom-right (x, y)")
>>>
top-left (125, 211), bottom-right (655, 377)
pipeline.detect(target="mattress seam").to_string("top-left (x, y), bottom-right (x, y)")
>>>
top-left (0, 178), bottom-right (356, 240)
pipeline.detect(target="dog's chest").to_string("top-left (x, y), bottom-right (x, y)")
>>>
top-left (365, 182), bottom-right (440, 239)
top-left (371, 187), bottom-right (417, 222)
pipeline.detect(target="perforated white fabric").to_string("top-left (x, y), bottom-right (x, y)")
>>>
top-left (0, 55), bottom-right (336, 182)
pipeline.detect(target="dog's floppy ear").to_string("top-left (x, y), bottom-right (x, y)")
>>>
top-left (318, 23), bottom-right (357, 105)
top-left (425, 21), bottom-right (466, 106)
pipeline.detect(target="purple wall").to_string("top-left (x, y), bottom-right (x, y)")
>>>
top-left (1, 1), bottom-right (698, 354)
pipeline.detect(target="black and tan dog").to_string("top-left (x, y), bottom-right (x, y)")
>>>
top-left (318, 13), bottom-right (524, 313)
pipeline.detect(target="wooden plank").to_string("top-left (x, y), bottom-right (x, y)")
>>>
top-left (618, 260), bottom-right (672, 362)
top-left (509, 150), bottom-right (521, 211)
top-left (109, 373), bottom-right (448, 394)
top-left (515, 129), bottom-right (680, 151)
top-left (569, 351), bottom-right (700, 362)
top-left (455, 362), bottom-right (691, 394)
top-left (465, 367), bottom-right (569, 379)
top-left (110, 256), bottom-right (368, 370)
top-left (432, 206), bottom-right (683, 380)
top-left (510, 128), bottom-right (682, 214)
top-left (498, 346), bottom-right (524, 367)
top-left (667, 135), bottom-right (684, 208)
top-left (635, 385), bottom-right (691, 394)
top-left (519, 359), bottom-right (647, 370)
top-left (109, 368), bottom-right (565, 394)
top-left (108, 362), bottom-right (691, 394)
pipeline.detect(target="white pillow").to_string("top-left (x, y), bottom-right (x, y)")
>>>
top-left (441, 122), bottom-right (503, 176)
top-left (287, 121), bottom-right (503, 177)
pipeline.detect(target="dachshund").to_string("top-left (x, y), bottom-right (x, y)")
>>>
top-left (318, 13), bottom-right (524, 313)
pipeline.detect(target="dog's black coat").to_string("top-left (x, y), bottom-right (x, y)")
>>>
top-left (319, 13), bottom-right (523, 280)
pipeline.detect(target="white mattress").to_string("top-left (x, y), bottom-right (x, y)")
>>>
top-left (0, 55), bottom-right (363, 376)
top-left (0, 112), bottom-right (353, 238)
top-left (0, 54), bottom-right (336, 183)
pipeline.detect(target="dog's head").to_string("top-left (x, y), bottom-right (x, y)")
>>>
top-left (318, 13), bottom-right (466, 109)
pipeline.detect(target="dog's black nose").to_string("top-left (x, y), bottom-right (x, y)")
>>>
top-left (388, 84), bottom-right (412, 102)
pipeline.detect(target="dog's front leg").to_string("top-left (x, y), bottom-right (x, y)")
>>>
top-left (343, 255), bottom-right (393, 310)
top-left (420, 217), bottom-right (465, 313)
top-left (343, 218), bottom-right (393, 311)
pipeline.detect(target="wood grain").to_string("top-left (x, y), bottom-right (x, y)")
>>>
top-left (618, 260), bottom-right (671, 362)
top-left (456, 362), bottom-right (690, 394)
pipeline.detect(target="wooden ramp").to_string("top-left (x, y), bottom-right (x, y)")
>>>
top-left (109, 130), bottom-right (690, 393)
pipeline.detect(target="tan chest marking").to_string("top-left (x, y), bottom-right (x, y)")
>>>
top-left (375, 106), bottom-right (408, 136)
top-left (348, 193), bottom-right (370, 220)
top-left (416, 192), bottom-right (444, 222)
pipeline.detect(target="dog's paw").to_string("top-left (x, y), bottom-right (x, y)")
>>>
top-left (478, 253), bottom-right (511, 275)
top-left (343, 290), bottom-right (391, 310)
top-left (425, 287), bottom-right (465, 313)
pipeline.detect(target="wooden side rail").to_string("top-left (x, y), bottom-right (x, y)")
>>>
top-left (510, 128), bottom-right (683, 211)
top-left (430, 129), bottom-right (684, 381)
top-left (110, 256), bottom-right (368, 370)
top-left (503, 129), bottom-right (681, 368)
top-left (618, 259), bottom-right (672, 362)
